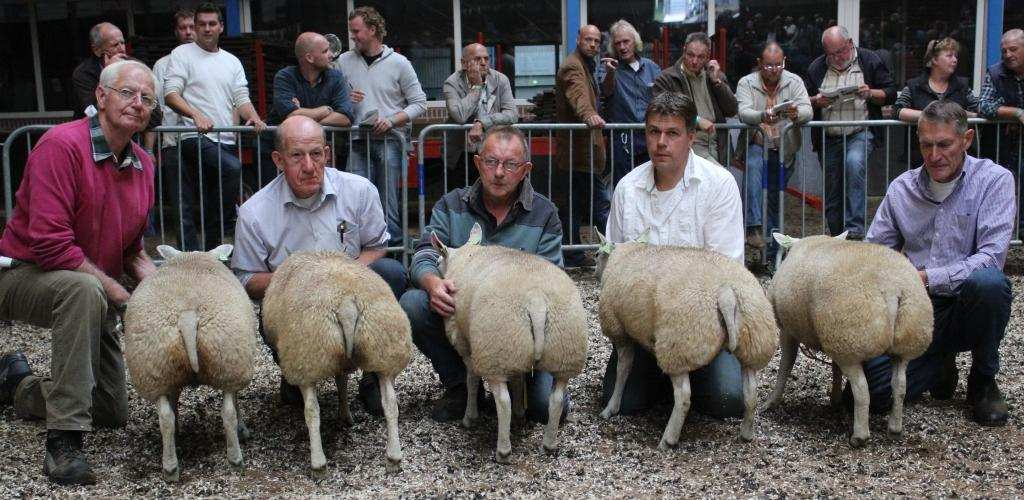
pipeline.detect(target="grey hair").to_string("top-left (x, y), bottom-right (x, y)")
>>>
top-left (480, 126), bottom-right (530, 162)
top-left (683, 32), bottom-right (711, 51)
top-left (608, 19), bottom-right (643, 54)
top-left (645, 92), bottom-right (698, 133)
top-left (822, 25), bottom-right (851, 45)
top-left (89, 22), bottom-right (116, 48)
top-left (98, 60), bottom-right (155, 90)
top-left (1003, 28), bottom-right (1024, 45)
top-left (919, 100), bottom-right (969, 135)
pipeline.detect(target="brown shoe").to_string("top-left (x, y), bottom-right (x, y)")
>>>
top-left (745, 229), bottom-right (766, 249)
top-left (967, 373), bottom-right (1009, 427)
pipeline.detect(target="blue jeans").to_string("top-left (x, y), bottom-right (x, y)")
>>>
top-left (600, 344), bottom-right (745, 418)
top-left (861, 268), bottom-right (1012, 408)
top-left (560, 170), bottom-right (610, 266)
top-left (179, 137), bottom-right (243, 250)
top-left (823, 130), bottom-right (872, 236)
top-left (399, 288), bottom-right (564, 423)
top-left (744, 144), bottom-right (793, 232)
top-left (609, 130), bottom-right (648, 190)
top-left (348, 138), bottom-right (404, 247)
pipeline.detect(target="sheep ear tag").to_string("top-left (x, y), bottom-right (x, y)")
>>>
top-left (772, 232), bottom-right (798, 249)
top-left (157, 245), bottom-right (182, 260)
top-left (209, 244), bottom-right (234, 262)
top-left (834, 230), bottom-right (849, 240)
top-left (467, 223), bottom-right (483, 246)
top-left (634, 228), bottom-right (651, 244)
top-left (430, 232), bottom-right (449, 257)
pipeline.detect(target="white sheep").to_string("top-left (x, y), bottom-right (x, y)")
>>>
top-left (431, 223), bottom-right (588, 463)
top-left (260, 250), bottom-right (412, 477)
top-left (765, 233), bottom-right (933, 447)
top-left (596, 235), bottom-right (779, 446)
top-left (124, 244), bottom-right (257, 482)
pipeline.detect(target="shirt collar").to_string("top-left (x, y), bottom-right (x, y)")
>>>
top-left (280, 171), bottom-right (336, 210)
top-left (464, 177), bottom-right (535, 212)
top-left (89, 114), bottom-right (142, 171)
top-left (914, 154), bottom-right (972, 198)
top-left (638, 150), bottom-right (703, 193)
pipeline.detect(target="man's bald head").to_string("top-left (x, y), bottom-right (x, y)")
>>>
top-left (821, 25), bottom-right (851, 46)
top-left (294, 32), bottom-right (331, 70)
top-left (822, 25), bottom-right (854, 69)
top-left (295, 32), bottom-right (326, 59)
top-left (462, 43), bottom-right (486, 61)
top-left (275, 115), bottom-right (326, 152)
top-left (90, 22), bottom-right (126, 58)
top-left (577, 24), bottom-right (602, 58)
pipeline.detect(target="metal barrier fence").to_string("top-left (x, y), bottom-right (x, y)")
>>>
top-left (3, 118), bottom-right (1021, 266)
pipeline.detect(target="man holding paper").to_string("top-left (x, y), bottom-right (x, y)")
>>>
top-left (735, 42), bottom-right (812, 252)
top-left (806, 25), bottom-right (896, 238)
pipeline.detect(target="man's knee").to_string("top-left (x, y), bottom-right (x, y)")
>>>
top-left (370, 258), bottom-right (408, 298)
top-left (53, 272), bottom-right (107, 319)
top-left (400, 289), bottom-right (439, 338)
top-left (962, 268), bottom-right (1012, 305)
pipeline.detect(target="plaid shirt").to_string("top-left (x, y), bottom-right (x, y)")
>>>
top-left (979, 72), bottom-right (1024, 118)
top-left (89, 114), bottom-right (143, 171)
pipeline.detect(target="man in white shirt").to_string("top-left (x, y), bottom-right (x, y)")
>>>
top-left (163, 2), bottom-right (267, 250)
top-left (601, 91), bottom-right (746, 418)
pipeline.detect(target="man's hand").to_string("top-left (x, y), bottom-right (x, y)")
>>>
top-left (857, 84), bottom-right (873, 100)
top-left (351, 89), bottom-right (365, 104)
top-left (103, 52), bottom-right (128, 67)
top-left (373, 116), bottom-right (394, 136)
top-left (706, 60), bottom-right (723, 84)
top-left (761, 109), bottom-right (779, 124)
top-left (1015, 109), bottom-right (1024, 125)
top-left (601, 57), bottom-right (619, 73)
top-left (468, 120), bottom-right (484, 144)
top-left (697, 117), bottom-right (716, 133)
top-left (784, 102), bottom-right (799, 120)
top-left (586, 114), bottom-right (606, 128)
top-left (466, 62), bottom-right (484, 86)
top-left (192, 110), bottom-right (214, 133)
top-left (246, 117), bottom-right (267, 134)
top-left (918, 270), bottom-right (928, 286)
top-left (811, 93), bottom-right (834, 109)
top-left (424, 275), bottom-right (458, 317)
top-left (106, 282), bottom-right (132, 308)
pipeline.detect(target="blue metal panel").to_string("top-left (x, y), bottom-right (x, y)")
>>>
top-left (987, 0), bottom-right (1005, 68)
top-left (226, 0), bottom-right (241, 37)
top-left (566, 0), bottom-right (580, 53)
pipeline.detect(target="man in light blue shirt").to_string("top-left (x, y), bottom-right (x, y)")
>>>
top-left (231, 115), bottom-right (407, 417)
top-left (862, 100), bottom-right (1014, 426)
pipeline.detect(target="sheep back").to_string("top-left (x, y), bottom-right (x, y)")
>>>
top-left (125, 252), bottom-right (257, 402)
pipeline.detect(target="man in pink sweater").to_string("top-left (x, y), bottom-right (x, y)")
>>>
top-left (0, 60), bottom-right (158, 485)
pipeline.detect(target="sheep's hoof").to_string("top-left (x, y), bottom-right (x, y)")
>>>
top-left (657, 438), bottom-right (678, 451)
top-left (310, 465), bottom-right (328, 480)
top-left (237, 422), bottom-right (252, 444)
top-left (494, 450), bottom-right (512, 464)
top-left (228, 457), bottom-right (244, 472)
top-left (541, 443), bottom-right (559, 456)
top-left (886, 428), bottom-right (903, 440)
top-left (461, 415), bottom-right (476, 428)
top-left (385, 457), bottom-right (402, 474)
top-left (161, 466), bottom-right (180, 483)
top-left (739, 430), bottom-right (754, 442)
top-left (849, 435), bottom-right (868, 448)
top-left (599, 408), bottom-right (616, 420)
top-left (339, 413), bottom-right (354, 427)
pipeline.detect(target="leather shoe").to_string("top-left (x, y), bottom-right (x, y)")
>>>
top-left (967, 373), bottom-right (1009, 427)
top-left (0, 351), bottom-right (31, 405)
top-left (44, 430), bottom-right (97, 486)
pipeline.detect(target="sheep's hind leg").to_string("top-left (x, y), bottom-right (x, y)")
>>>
top-left (491, 379), bottom-right (513, 463)
top-left (658, 372), bottom-right (691, 450)
top-left (222, 391), bottom-right (244, 470)
top-left (157, 395), bottom-right (179, 482)
top-left (541, 378), bottom-right (568, 454)
top-left (336, 372), bottom-right (353, 426)
top-left (764, 334), bottom-right (798, 410)
top-left (839, 363), bottom-right (870, 448)
top-left (378, 374), bottom-right (403, 473)
top-left (302, 385), bottom-right (328, 479)
top-left (600, 343), bottom-right (636, 419)
top-left (888, 357), bottom-right (908, 438)
top-left (739, 367), bottom-right (758, 442)
top-left (463, 371), bottom-right (480, 428)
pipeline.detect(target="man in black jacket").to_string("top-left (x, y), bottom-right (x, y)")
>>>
top-left (806, 25), bottom-right (895, 238)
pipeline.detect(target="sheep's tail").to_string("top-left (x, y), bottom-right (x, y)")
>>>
top-left (177, 310), bottom-right (200, 374)
top-left (334, 297), bottom-right (361, 360)
top-left (526, 296), bottom-right (547, 362)
top-left (717, 286), bottom-right (740, 353)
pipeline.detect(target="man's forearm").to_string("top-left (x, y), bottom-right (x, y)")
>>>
top-left (356, 247), bottom-right (386, 266)
top-left (320, 112), bottom-right (352, 127)
top-left (389, 111), bottom-right (411, 128)
top-left (126, 249), bottom-right (157, 282)
top-left (75, 258), bottom-right (128, 305)
top-left (996, 106), bottom-right (1023, 121)
top-left (286, 106), bottom-right (330, 121)
top-left (164, 92), bottom-right (198, 119)
top-left (244, 272), bottom-right (273, 299)
top-left (238, 102), bottom-right (262, 123)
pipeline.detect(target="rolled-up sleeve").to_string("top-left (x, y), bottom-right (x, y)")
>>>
top-left (331, 71), bottom-right (354, 122)
top-left (410, 199), bottom-right (451, 286)
top-left (25, 140), bottom-right (86, 271)
top-left (230, 205), bottom-right (270, 286)
top-left (162, 50), bottom-right (187, 97)
top-left (231, 61), bottom-right (251, 108)
top-left (358, 183), bottom-right (390, 249)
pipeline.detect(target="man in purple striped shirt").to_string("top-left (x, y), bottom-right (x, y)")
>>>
top-left (861, 100), bottom-right (1014, 426)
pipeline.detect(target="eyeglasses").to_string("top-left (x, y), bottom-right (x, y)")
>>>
top-left (760, 62), bottom-right (785, 71)
top-left (104, 85), bottom-right (158, 110)
top-left (480, 157), bottom-right (525, 172)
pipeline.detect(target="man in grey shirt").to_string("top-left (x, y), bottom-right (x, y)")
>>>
top-left (861, 101), bottom-right (1014, 426)
top-left (231, 115), bottom-right (407, 417)
top-left (443, 43), bottom-right (517, 173)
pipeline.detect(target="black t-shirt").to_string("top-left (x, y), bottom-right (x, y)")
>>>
top-left (363, 51), bottom-right (383, 67)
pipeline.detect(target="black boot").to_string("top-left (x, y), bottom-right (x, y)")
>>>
top-left (0, 351), bottom-right (32, 405)
top-left (930, 353), bottom-right (959, 400)
top-left (43, 430), bottom-right (97, 486)
top-left (967, 373), bottom-right (1009, 427)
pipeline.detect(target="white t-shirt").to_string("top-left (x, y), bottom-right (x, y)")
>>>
top-left (607, 151), bottom-right (744, 262)
top-left (153, 53), bottom-right (181, 149)
top-left (929, 176), bottom-right (959, 202)
top-left (162, 42), bottom-right (251, 145)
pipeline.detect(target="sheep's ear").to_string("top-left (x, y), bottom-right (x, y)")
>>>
top-left (209, 244), bottom-right (234, 261)
top-left (594, 227), bottom-right (607, 245)
top-left (834, 231), bottom-right (849, 240)
top-left (634, 228), bottom-right (651, 244)
top-left (157, 245), bottom-right (181, 260)
top-left (467, 223), bottom-right (483, 246)
top-left (772, 232), bottom-right (798, 249)
top-left (430, 232), bottom-right (448, 257)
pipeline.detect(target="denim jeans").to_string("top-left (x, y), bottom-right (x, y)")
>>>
top-left (560, 170), bottom-right (610, 266)
top-left (600, 344), bottom-right (746, 418)
top-left (860, 268), bottom-right (1012, 408)
top-left (744, 144), bottom-right (793, 231)
top-left (348, 138), bottom-right (404, 247)
top-left (179, 137), bottom-right (243, 250)
top-left (823, 130), bottom-right (872, 236)
top-left (399, 288), bottom-right (565, 423)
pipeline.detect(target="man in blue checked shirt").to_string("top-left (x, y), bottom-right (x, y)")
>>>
top-left (861, 100), bottom-right (1014, 427)
top-left (599, 20), bottom-right (661, 189)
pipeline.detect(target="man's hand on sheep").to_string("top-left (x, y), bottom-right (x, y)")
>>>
top-left (423, 274), bottom-right (458, 317)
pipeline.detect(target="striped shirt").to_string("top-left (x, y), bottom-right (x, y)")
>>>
top-left (978, 72), bottom-right (1024, 118)
top-left (821, 51), bottom-right (868, 136)
top-left (866, 154), bottom-right (1015, 296)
